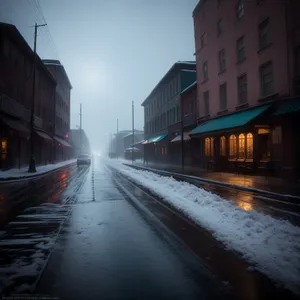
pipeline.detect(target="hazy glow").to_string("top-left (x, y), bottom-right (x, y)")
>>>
top-left (81, 65), bottom-right (106, 92)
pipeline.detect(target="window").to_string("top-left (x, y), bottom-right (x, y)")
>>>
top-left (219, 83), bottom-right (227, 111)
top-left (238, 133), bottom-right (246, 159)
top-left (236, 0), bottom-right (244, 20)
top-left (204, 137), bottom-right (214, 157)
top-left (259, 18), bottom-right (270, 49)
top-left (203, 61), bottom-right (208, 80)
top-left (260, 62), bottom-right (274, 97)
top-left (203, 91), bottom-right (210, 116)
top-left (1, 139), bottom-right (8, 154)
top-left (220, 136), bottom-right (226, 156)
top-left (217, 18), bottom-right (224, 36)
top-left (246, 133), bottom-right (253, 159)
top-left (237, 36), bottom-right (245, 62)
top-left (219, 49), bottom-right (226, 72)
top-left (237, 74), bottom-right (247, 104)
top-left (200, 32), bottom-right (207, 49)
top-left (229, 135), bottom-right (237, 158)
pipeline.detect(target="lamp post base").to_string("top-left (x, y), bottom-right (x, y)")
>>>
top-left (28, 157), bottom-right (36, 173)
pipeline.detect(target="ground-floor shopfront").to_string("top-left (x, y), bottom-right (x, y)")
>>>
top-left (143, 133), bottom-right (168, 164)
top-left (189, 99), bottom-right (300, 180)
top-left (0, 113), bottom-right (70, 170)
top-left (0, 114), bottom-right (30, 170)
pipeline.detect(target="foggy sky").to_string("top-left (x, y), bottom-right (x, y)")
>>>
top-left (0, 0), bottom-right (198, 153)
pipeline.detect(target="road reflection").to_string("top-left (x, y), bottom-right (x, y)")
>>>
top-left (0, 165), bottom-right (75, 228)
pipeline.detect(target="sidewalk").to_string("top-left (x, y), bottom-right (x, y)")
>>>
top-left (133, 161), bottom-right (300, 197)
top-left (0, 159), bottom-right (76, 181)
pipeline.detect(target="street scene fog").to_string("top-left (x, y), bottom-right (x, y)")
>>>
top-left (0, 0), bottom-right (300, 299)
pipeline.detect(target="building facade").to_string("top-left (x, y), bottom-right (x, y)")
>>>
top-left (191, 0), bottom-right (300, 179)
top-left (69, 129), bottom-right (90, 158)
top-left (0, 23), bottom-right (56, 170)
top-left (43, 60), bottom-right (72, 162)
top-left (142, 61), bottom-right (197, 163)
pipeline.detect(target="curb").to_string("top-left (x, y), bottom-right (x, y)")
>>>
top-left (0, 161), bottom-right (76, 183)
top-left (124, 163), bottom-right (300, 203)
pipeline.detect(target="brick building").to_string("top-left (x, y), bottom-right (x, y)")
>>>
top-left (142, 61), bottom-right (197, 163)
top-left (190, 0), bottom-right (300, 179)
top-left (43, 60), bottom-right (72, 162)
top-left (169, 80), bottom-right (198, 165)
top-left (0, 23), bottom-right (56, 169)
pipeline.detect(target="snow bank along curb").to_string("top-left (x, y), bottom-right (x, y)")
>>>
top-left (124, 163), bottom-right (300, 202)
top-left (0, 160), bottom-right (76, 182)
top-left (108, 161), bottom-right (300, 295)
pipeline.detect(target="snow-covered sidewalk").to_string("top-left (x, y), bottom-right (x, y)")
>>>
top-left (0, 159), bottom-right (76, 181)
top-left (108, 160), bottom-right (300, 295)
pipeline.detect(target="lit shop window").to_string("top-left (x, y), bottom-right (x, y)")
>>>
top-left (246, 133), bottom-right (253, 159)
top-left (238, 133), bottom-right (246, 159)
top-left (220, 136), bottom-right (226, 156)
top-left (229, 135), bottom-right (237, 158)
top-left (205, 137), bottom-right (214, 157)
top-left (1, 139), bottom-right (7, 154)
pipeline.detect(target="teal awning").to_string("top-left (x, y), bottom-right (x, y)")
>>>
top-left (189, 104), bottom-right (270, 136)
top-left (147, 133), bottom-right (167, 144)
top-left (273, 98), bottom-right (300, 116)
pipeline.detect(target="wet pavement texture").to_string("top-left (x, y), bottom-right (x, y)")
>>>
top-left (36, 159), bottom-right (227, 300)
top-left (0, 165), bottom-right (89, 295)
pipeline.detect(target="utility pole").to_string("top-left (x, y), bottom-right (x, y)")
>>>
top-left (79, 103), bottom-right (82, 154)
top-left (116, 118), bottom-right (119, 158)
top-left (132, 101), bottom-right (134, 164)
top-left (28, 22), bottom-right (47, 173)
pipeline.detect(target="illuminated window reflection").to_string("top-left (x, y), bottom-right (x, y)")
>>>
top-left (229, 135), bottom-right (237, 158)
top-left (246, 133), bottom-right (253, 159)
top-left (238, 133), bottom-right (245, 159)
top-left (220, 136), bottom-right (226, 156)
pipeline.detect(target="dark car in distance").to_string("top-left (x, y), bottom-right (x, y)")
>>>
top-left (124, 147), bottom-right (141, 160)
top-left (77, 154), bottom-right (91, 165)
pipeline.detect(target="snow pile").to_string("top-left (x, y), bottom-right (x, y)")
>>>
top-left (0, 159), bottom-right (76, 180)
top-left (108, 161), bottom-right (300, 294)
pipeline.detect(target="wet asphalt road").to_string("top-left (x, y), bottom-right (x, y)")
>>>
top-left (35, 159), bottom-right (227, 300)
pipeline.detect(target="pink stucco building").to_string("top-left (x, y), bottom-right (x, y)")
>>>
top-left (190, 0), bottom-right (300, 179)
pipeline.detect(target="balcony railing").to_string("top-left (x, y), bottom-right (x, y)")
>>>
top-left (0, 94), bottom-right (30, 122)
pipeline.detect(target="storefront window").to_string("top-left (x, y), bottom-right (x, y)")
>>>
top-left (220, 136), bottom-right (226, 156)
top-left (204, 137), bottom-right (214, 157)
top-left (1, 139), bottom-right (8, 154)
top-left (246, 133), bottom-right (253, 159)
top-left (229, 135), bottom-right (237, 158)
top-left (238, 133), bottom-right (246, 159)
top-left (205, 138), bottom-right (210, 156)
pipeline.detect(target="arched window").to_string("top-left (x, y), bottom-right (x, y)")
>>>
top-left (238, 133), bottom-right (246, 159)
top-left (246, 133), bottom-right (253, 159)
top-left (229, 135), bottom-right (237, 158)
top-left (220, 136), bottom-right (226, 156)
top-left (205, 138), bottom-right (210, 156)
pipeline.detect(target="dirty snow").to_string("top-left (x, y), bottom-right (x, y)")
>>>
top-left (0, 159), bottom-right (76, 180)
top-left (108, 160), bottom-right (300, 294)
